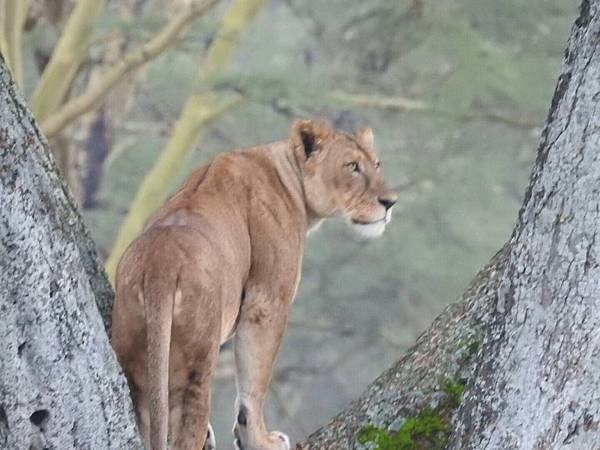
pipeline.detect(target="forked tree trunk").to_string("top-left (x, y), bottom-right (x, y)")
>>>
top-left (0, 58), bottom-right (141, 448)
top-left (298, 1), bottom-right (600, 448)
top-left (1, 0), bottom-right (598, 448)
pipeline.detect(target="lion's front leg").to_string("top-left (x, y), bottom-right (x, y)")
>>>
top-left (232, 288), bottom-right (292, 450)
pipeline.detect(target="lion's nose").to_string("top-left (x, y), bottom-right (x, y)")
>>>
top-left (378, 197), bottom-right (397, 210)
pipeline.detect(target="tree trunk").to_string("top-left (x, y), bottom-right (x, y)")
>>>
top-left (0, 58), bottom-right (141, 448)
top-left (451, 1), bottom-right (600, 447)
top-left (295, 246), bottom-right (507, 449)
top-left (297, 1), bottom-right (600, 449)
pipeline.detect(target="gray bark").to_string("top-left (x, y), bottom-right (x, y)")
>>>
top-left (297, 1), bottom-right (600, 448)
top-left (451, 1), bottom-right (600, 447)
top-left (0, 57), bottom-right (141, 449)
top-left (295, 245), bottom-right (506, 449)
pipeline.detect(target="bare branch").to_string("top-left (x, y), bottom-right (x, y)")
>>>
top-left (0, 0), bottom-right (29, 87)
top-left (30, 0), bottom-right (107, 122)
top-left (41, 0), bottom-right (220, 139)
top-left (333, 91), bottom-right (543, 129)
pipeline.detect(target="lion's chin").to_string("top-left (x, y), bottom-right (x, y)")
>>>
top-left (348, 209), bottom-right (392, 239)
top-left (350, 219), bottom-right (386, 239)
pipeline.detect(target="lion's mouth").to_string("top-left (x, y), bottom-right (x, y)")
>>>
top-left (351, 218), bottom-right (382, 225)
top-left (350, 209), bottom-right (393, 227)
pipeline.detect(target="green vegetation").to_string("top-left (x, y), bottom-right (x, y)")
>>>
top-left (467, 339), bottom-right (482, 357)
top-left (358, 378), bottom-right (466, 449)
top-left (359, 409), bottom-right (450, 450)
top-left (442, 378), bottom-right (466, 408)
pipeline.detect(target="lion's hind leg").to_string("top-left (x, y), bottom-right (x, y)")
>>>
top-left (169, 281), bottom-right (221, 450)
top-left (172, 400), bottom-right (215, 450)
top-left (172, 355), bottom-right (216, 450)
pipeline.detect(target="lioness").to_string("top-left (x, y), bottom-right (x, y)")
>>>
top-left (111, 120), bottom-right (398, 450)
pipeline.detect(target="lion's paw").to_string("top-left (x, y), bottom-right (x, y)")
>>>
top-left (203, 423), bottom-right (216, 450)
top-left (268, 431), bottom-right (290, 450)
top-left (233, 430), bottom-right (290, 450)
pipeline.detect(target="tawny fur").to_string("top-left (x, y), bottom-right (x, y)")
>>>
top-left (111, 120), bottom-right (398, 450)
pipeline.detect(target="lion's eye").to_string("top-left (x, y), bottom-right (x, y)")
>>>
top-left (345, 161), bottom-right (360, 173)
top-left (375, 161), bottom-right (382, 170)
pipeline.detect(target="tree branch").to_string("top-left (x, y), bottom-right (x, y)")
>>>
top-left (0, 0), bottom-right (29, 88)
top-left (29, 0), bottom-right (106, 122)
top-left (332, 91), bottom-right (543, 129)
top-left (41, 0), bottom-right (221, 139)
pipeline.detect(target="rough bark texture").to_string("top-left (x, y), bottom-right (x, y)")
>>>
top-left (298, 1), bottom-right (600, 448)
top-left (296, 246), bottom-right (507, 449)
top-left (0, 58), bottom-right (141, 449)
top-left (451, 1), bottom-right (600, 447)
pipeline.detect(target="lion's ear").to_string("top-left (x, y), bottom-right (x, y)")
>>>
top-left (291, 119), bottom-right (331, 160)
top-left (356, 127), bottom-right (374, 149)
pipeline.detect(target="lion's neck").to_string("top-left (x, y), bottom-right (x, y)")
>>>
top-left (268, 140), bottom-right (320, 233)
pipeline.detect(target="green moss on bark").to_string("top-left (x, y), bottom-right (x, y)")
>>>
top-left (358, 378), bottom-right (465, 450)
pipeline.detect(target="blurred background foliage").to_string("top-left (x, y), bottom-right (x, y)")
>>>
top-left (6, 0), bottom-right (576, 443)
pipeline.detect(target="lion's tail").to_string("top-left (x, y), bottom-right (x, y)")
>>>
top-left (143, 269), bottom-right (175, 450)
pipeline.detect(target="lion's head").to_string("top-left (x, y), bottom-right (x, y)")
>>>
top-left (291, 120), bottom-right (398, 238)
